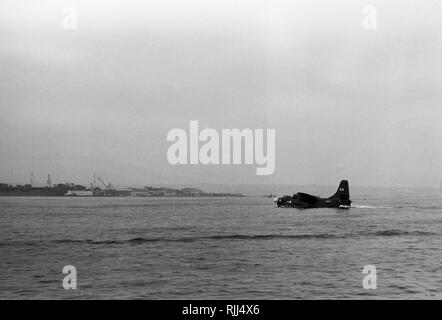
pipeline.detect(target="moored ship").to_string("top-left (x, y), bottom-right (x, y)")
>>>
top-left (0, 184), bottom-right (69, 196)
top-left (1, 174), bottom-right (79, 197)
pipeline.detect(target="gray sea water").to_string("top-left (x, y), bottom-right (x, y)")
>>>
top-left (0, 191), bottom-right (441, 299)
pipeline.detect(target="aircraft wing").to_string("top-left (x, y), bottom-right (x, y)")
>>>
top-left (296, 192), bottom-right (319, 206)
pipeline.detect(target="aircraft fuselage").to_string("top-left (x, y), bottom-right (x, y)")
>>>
top-left (275, 180), bottom-right (351, 209)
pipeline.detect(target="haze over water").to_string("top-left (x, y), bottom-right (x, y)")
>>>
top-left (0, 188), bottom-right (441, 299)
top-left (1, 0), bottom-right (442, 188)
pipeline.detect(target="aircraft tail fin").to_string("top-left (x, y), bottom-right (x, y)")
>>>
top-left (329, 180), bottom-right (350, 200)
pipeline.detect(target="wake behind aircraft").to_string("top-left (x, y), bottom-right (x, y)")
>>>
top-left (275, 180), bottom-right (351, 208)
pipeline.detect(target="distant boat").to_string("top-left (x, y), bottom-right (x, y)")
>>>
top-left (65, 190), bottom-right (93, 197)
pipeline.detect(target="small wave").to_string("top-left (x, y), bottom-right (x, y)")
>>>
top-left (203, 234), bottom-right (338, 240)
top-left (0, 233), bottom-right (340, 246)
top-left (373, 229), bottom-right (436, 237)
top-left (120, 233), bottom-right (340, 243)
top-left (63, 230), bottom-right (438, 243)
top-left (0, 229), bottom-right (436, 247)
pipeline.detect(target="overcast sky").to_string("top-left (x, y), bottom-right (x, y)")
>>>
top-left (1, 0), bottom-right (441, 187)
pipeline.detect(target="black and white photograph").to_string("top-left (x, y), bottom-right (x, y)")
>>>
top-left (0, 0), bottom-right (441, 305)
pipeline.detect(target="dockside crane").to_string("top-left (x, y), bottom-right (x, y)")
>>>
top-left (98, 177), bottom-right (110, 191)
top-left (97, 177), bottom-right (118, 196)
